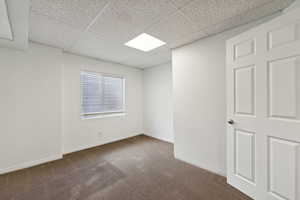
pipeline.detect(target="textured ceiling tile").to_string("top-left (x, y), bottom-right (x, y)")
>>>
top-left (237, 0), bottom-right (294, 22)
top-left (29, 12), bottom-right (82, 49)
top-left (119, 0), bottom-right (177, 18)
top-left (203, 0), bottom-right (294, 36)
top-left (29, 0), bottom-right (294, 68)
top-left (89, 0), bottom-right (177, 42)
top-left (180, 0), bottom-right (275, 29)
top-left (31, 0), bottom-right (109, 30)
top-left (146, 11), bottom-right (198, 47)
top-left (170, 0), bottom-right (293, 48)
top-left (88, 2), bottom-right (144, 43)
top-left (169, 30), bottom-right (207, 48)
top-left (170, 0), bottom-right (194, 9)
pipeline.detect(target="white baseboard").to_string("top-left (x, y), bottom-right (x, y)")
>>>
top-left (0, 154), bottom-right (63, 175)
top-left (174, 153), bottom-right (226, 177)
top-left (64, 133), bottom-right (143, 155)
top-left (0, 133), bottom-right (166, 174)
top-left (143, 133), bottom-right (174, 143)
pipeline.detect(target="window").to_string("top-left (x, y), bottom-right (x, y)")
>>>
top-left (80, 71), bottom-right (125, 118)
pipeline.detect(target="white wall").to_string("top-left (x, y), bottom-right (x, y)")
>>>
top-left (62, 53), bottom-right (143, 154)
top-left (172, 15), bottom-right (279, 176)
top-left (0, 43), bottom-right (144, 173)
top-left (0, 44), bottom-right (63, 173)
top-left (143, 63), bottom-right (173, 143)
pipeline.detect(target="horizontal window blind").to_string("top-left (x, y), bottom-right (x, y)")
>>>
top-left (80, 71), bottom-right (125, 115)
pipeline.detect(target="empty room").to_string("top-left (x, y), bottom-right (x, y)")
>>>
top-left (1, 0), bottom-right (300, 199)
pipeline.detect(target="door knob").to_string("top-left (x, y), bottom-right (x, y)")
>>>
top-left (228, 119), bottom-right (234, 125)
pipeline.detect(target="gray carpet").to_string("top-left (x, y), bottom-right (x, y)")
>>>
top-left (0, 135), bottom-right (251, 200)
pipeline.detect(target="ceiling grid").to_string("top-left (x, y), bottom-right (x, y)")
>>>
top-left (28, 0), bottom-right (294, 68)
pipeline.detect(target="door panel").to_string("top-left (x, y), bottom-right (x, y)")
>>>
top-left (234, 66), bottom-right (255, 116)
top-left (268, 23), bottom-right (299, 50)
top-left (234, 39), bottom-right (256, 60)
top-left (227, 7), bottom-right (300, 200)
top-left (268, 137), bottom-right (300, 200)
top-left (268, 56), bottom-right (300, 120)
top-left (234, 129), bottom-right (256, 183)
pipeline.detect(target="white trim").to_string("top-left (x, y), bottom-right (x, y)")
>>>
top-left (174, 152), bottom-right (226, 177)
top-left (81, 112), bottom-right (126, 120)
top-left (0, 154), bottom-right (63, 175)
top-left (64, 133), bottom-right (142, 154)
top-left (81, 111), bottom-right (125, 116)
top-left (143, 133), bottom-right (174, 143)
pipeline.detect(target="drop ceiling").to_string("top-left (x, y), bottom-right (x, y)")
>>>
top-left (28, 0), bottom-right (293, 68)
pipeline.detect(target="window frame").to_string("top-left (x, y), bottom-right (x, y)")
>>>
top-left (80, 70), bottom-right (126, 118)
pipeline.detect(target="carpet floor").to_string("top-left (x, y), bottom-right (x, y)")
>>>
top-left (0, 135), bottom-right (252, 200)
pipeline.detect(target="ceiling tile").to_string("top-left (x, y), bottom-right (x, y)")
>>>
top-left (88, 2), bottom-right (144, 43)
top-left (119, 0), bottom-right (176, 12)
top-left (31, 0), bottom-right (109, 30)
top-left (28, 0), bottom-right (294, 68)
top-left (180, 0), bottom-right (275, 29)
top-left (169, 30), bottom-right (207, 48)
top-left (203, 0), bottom-right (294, 36)
top-left (170, 0), bottom-right (194, 9)
top-left (146, 11), bottom-right (198, 47)
top-left (168, 0), bottom-right (293, 48)
top-left (29, 12), bottom-right (82, 49)
top-left (89, 0), bottom-right (177, 42)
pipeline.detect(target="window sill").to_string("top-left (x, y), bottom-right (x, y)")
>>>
top-left (81, 112), bottom-right (126, 120)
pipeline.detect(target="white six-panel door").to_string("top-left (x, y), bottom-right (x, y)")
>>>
top-left (226, 7), bottom-right (300, 200)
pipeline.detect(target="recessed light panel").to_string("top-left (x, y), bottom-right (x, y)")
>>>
top-left (0, 0), bottom-right (12, 40)
top-left (125, 33), bottom-right (166, 52)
